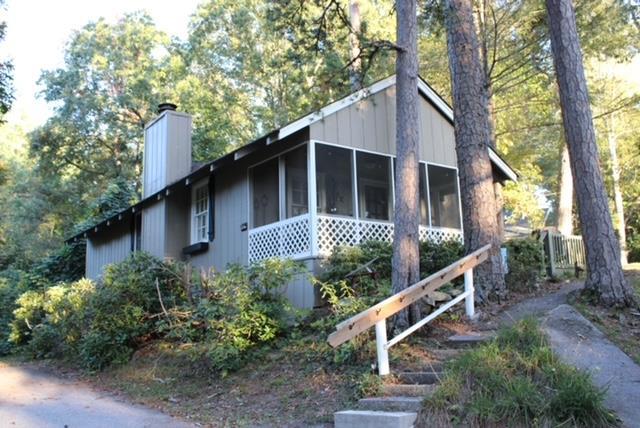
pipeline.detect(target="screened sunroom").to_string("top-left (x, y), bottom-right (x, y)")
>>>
top-left (247, 140), bottom-right (464, 263)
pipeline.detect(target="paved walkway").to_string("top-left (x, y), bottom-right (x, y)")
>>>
top-left (543, 305), bottom-right (640, 428)
top-left (0, 363), bottom-right (193, 428)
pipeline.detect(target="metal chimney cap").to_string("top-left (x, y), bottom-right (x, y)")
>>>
top-left (157, 103), bottom-right (178, 114)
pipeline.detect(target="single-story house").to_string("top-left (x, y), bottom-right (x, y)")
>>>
top-left (67, 74), bottom-right (517, 308)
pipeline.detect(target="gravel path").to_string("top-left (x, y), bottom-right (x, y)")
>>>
top-left (0, 363), bottom-right (194, 428)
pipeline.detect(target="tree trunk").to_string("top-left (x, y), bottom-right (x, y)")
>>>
top-left (392, 0), bottom-right (421, 329)
top-left (445, 0), bottom-right (506, 301)
top-left (475, 0), bottom-right (504, 241)
top-left (546, 0), bottom-right (633, 306)
top-left (606, 114), bottom-right (627, 265)
top-left (557, 144), bottom-right (573, 236)
top-left (348, 0), bottom-right (362, 91)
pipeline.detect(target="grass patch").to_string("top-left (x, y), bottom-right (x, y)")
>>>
top-left (572, 266), bottom-right (640, 364)
top-left (419, 319), bottom-right (618, 427)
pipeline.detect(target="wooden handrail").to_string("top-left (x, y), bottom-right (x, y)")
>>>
top-left (327, 244), bottom-right (492, 348)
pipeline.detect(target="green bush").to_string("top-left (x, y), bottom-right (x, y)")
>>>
top-left (628, 234), bottom-right (640, 263)
top-left (9, 290), bottom-right (46, 345)
top-left (33, 241), bottom-right (86, 284)
top-left (165, 259), bottom-right (304, 375)
top-left (504, 237), bottom-right (544, 292)
top-left (0, 277), bottom-right (20, 355)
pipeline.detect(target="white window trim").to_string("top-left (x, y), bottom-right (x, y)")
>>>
top-left (191, 180), bottom-right (209, 244)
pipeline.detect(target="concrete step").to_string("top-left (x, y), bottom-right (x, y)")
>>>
top-left (359, 396), bottom-right (423, 412)
top-left (334, 410), bottom-right (417, 428)
top-left (382, 383), bottom-right (437, 397)
top-left (396, 371), bottom-right (443, 385)
top-left (446, 333), bottom-right (494, 348)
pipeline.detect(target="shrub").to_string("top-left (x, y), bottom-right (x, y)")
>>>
top-left (166, 259), bottom-right (304, 375)
top-left (504, 237), bottom-right (544, 292)
top-left (0, 277), bottom-right (20, 355)
top-left (628, 234), bottom-right (640, 263)
top-left (9, 290), bottom-right (46, 345)
top-left (33, 241), bottom-right (86, 284)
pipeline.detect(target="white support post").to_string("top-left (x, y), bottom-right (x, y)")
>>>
top-left (375, 319), bottom-right (390, 376)
top-left (308, 142), bottom-right (318, 257)
top-left (464, 268), bottom-right (475, 318)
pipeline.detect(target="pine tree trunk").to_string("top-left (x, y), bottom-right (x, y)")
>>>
top-left (557, 144), bottom-right (574, 236)
top-left (546, 0), bottom-right (634, 306)
top-left (348, 0), bottom-right (362, 91)
top-left (607, 114), bottom-right (627, 265)
top-left (475, 0), bottom-right (504, 241)
top-left (445, 0), bottom-right (506, 301)
top-left (392, 0), bottom-right (421, 329)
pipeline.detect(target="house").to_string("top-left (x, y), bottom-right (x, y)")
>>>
top-left (67, 75), bottom-right (517, 308)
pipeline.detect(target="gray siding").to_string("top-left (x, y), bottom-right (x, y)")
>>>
top-left (86, 222), bottom-right (131, 279)
top-left (165, 190), bottom-right (190, 260)
top-left (143, 111), bottom-right (192, 198)
top-left (141, 202), bottom-right (166, 258)
top-left (309, 86), bottom-right (457, 167)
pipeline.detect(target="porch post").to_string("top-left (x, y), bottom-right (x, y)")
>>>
top-left (464, 268), bottom-right (475, 318)
top-left (308, 141), bottom-right (318, 257)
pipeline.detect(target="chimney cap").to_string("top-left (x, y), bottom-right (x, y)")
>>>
top-left (157, 103), bottom-right (178, 114)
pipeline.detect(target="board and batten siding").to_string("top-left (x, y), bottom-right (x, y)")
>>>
top-left (85, 222), bottom-right (131, 279)
top-left (141, 202), bottom-right (166, 258)
top-left (309, 86), bottom-right (457, 167)
top-left (143, 111), bottom-right (192, 198)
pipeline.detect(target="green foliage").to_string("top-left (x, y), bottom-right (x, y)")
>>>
top-left (424, 319), bottom-right (617, 427)
top-left (628, 234), bottom-right (640, 263)
top-left (0, 276), bottom-right (20, 354)
top-left (165, 259), bottom-right (304, 375)
top-left (504, 238), bottom-right (545, 292)
top-left (7, 253), bottom-right (304, 374)
top-left (33, 241), bottom-right (86, 284)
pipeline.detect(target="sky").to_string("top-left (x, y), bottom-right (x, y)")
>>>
top-left (0, 0), bottom-right (201, 129)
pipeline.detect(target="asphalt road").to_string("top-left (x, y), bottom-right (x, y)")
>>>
top-left (0, 363), bottom-right (193, 428)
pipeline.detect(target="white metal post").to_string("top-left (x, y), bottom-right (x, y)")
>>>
top-left (375, 319), bottom-right (390, 376)
top-left (464, 268), bottom-right (475, 318)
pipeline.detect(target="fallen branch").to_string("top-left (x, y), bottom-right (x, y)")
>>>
top-left (155, 278), bottom-right (172, 327)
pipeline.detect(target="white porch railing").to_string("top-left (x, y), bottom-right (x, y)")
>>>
top-left (247, 214), bottom-right (312, 262)
top-left (327, 244), bottom-right (491, 375)
top-left (248, 213), bottom-right (463, 263)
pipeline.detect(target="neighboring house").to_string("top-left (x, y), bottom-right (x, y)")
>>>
top-left (67, 75), bottom-right (517, 308)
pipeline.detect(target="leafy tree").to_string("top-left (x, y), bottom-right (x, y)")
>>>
top-left (33, 12), bottom-right (172, 197)
top-left (0, 0), bottom-right (13, 122)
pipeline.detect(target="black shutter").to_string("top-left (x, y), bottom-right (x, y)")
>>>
top-left (208, 174), bottom-right (215, 241)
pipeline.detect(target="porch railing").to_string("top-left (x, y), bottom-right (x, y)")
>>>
top-left (248, 213), bottom-right (463, 263)
top-left (327, 244), bottom-right (491, 375)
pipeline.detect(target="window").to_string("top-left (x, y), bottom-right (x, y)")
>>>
top-left (285, 146), bottom-right (308, 218)
top-left (191, 182), bottom-right (209, 243)
top-left (392, 159), bottom-right (429, 225)
top-left (252, 158), bottom-right (279, 227)
top-left (316, 144), bottom-right (354, 216)
top-left (357, 152), bottom-right (392, 220)
top-left (428, 164), bottom-right (461, 229)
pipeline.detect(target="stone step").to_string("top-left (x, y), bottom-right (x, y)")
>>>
top-left (446, 333), bottom-right (494, 348)
top-left (428, 348), bottom-right (463, 360)
top-left (359, 396), bottom-right (423, 412)
top-left (382, 383), bottom-right (437, 397)
top-left (334, 410), bottom-right (417, 428)
top-left (396, 371), bottom-right (444, 385)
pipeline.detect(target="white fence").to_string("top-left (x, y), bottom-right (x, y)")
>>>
top-left (248, 213), bottom-right (463, 263)
top-left (544, 231), bottom-right (586, 276)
